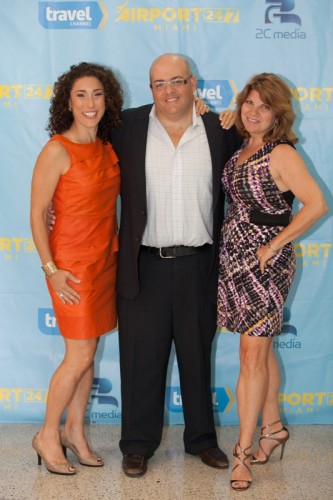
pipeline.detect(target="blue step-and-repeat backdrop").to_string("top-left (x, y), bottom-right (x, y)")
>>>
top-left (0, 1), bottom-right (332, 424)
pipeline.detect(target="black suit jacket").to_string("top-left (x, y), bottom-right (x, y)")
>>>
top-left (112, 104), bottom-right (240, 302)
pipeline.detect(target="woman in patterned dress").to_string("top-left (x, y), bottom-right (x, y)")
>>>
top-left (217, 73), bottom-right (327, 491)
top-left (30, 63), bottom-right (123, 474)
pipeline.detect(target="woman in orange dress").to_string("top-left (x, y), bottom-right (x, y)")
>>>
top-left (30, 62), bottom-right (123, 475)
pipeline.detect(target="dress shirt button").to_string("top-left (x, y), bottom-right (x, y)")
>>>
top-left (141, 210), bottom-right (146, 216)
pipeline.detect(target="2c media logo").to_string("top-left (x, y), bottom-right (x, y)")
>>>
top-left (265, 0), bottom-right (301, 26)
top-left (88, 377), bottom-right (120, 421)
top-left (274, 307), bottom-right (301, 349)
top-left (256, 0), bottom-right (305, 40)
top-left (281, 307), bottom-right (297, 336)
top-left (90, 377), bottom-right (119, 407)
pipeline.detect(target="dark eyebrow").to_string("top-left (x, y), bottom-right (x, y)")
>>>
top-left (74, 88), bottom-right (104, 92)
top-left (152, 75), bottom-right (184, 83)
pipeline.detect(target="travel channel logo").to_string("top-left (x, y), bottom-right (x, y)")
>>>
top-left (196, 80), bottom-right (237, 111)
top-left (39, 1), bottom-right (108, 29)
top-left (256, 0), bottom-right (305, 40)
top-left (38, 308), bottom-right (60, 335)
top-left (166, 386), bottom-right (234, 413)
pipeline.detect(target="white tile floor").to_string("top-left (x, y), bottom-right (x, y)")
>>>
top-left (0, 424), bottom-right (332, 500)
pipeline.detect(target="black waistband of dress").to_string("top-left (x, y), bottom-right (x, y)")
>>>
top-left (249, 209), bottom-right (291, 227)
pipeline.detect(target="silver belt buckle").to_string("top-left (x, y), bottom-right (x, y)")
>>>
top-left (159, 247), bottom-right (176, 259)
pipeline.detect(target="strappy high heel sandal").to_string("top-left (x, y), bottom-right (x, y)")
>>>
top-left (32, 432), bottom-right (76, 475)
top-left (60, 427), bottom-right (104, 467)
top-left (251, 419), bottom-right (289, 465)
top-left (230, 442), bottom-right (252, 492)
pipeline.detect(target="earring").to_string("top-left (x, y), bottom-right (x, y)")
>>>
top-left (274, 119), bottom-right (278, 125)
top-left (69, 105), bottom-right (72, 112)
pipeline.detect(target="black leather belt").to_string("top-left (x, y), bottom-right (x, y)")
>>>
top-left (141, 244), bottom-right (211, 259)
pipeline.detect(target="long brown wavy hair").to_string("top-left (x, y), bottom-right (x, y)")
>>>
top-left (47, 62), bottom-right (123, 143)
top-left (235, 73), bottom-right (298, 144)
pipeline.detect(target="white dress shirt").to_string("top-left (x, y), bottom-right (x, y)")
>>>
top-left (142, 104), bottom-right (213, 247)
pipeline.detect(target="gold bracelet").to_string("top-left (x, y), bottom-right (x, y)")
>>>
top-left (267, 243), bottom-right (279, 254)
top-left (41, 260), bottom-right (58, 277)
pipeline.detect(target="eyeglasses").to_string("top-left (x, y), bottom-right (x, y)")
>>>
top-left (150, 75), bottom-right (193, 91)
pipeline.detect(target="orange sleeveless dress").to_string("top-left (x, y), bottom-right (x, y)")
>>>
top-left (47, 135), bottom-right (120, 339)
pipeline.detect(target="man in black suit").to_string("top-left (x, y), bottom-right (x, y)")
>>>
top-left (112, 53), bottom-right (240, 477)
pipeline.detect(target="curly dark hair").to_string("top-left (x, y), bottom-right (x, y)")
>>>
top-left (235, 73), bottom-right (298, 144)
top-left (46, 62), bottom-right (123, 143)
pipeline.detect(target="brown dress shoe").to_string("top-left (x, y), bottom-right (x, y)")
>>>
top-left (122, 454), bottom-right (148, 477)
top-left (198, 447), bottom-right (229, 469)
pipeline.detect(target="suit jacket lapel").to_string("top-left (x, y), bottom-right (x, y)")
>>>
top-left (202, 115), bottom-right (223, 212)
top-left (132, 111), bottom-right (150, 203)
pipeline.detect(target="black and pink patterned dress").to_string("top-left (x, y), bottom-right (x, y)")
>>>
top-left (217, 140), bottom-right (296, 336)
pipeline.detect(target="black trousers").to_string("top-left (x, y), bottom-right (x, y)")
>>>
top-left (117, 247), bottom-right (218, 458)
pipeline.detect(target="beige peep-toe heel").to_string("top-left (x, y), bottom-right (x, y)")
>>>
top-left (60, 427), bottom-right (104, 467)
top-left (32, 432), bottom-right (76, 475)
